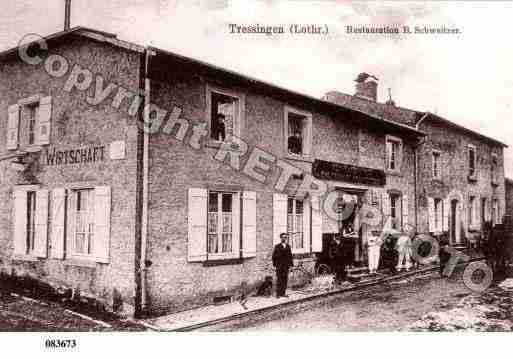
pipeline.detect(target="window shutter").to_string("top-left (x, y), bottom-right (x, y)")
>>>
top-left (13, 190), bottom-right (27, 255)
top-left (428, 197), bottom-right (435, 232)
top-left (311, 195), bottom-right (322, 252)
top-left (93, 186), bottom-right (111, 264)
top-left (37, 96), bottom-right (52, 145)
top-left (7, 104), bottom-right (20, 150)
top-left (51, 188), bottom-right (66, 259)
top-left (231, 192), bottom-right (241, 258)
top-left (33, 189), bottom-right (49, 258)
top-left (188, 188), bottom-right (208, 262)
top-left (401, 195), bottom-right (409, 230)
top-left (67, 191), bottom-right (76, 256)
top-left (301, 197), bottom-right (311, 253)
top-left (273, 193), bottom-right (288, 246)
top-left (381, 192), bottom-right (390, 220)
top-left (443, 198), bottom-right (450, 231)
top-left (242, 191), bottom-right (256, 258)
top-left (474, 199), bottom-right (480, 228)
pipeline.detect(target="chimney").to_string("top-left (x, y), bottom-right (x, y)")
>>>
top-left (354, 72), bottom-right (378, 102)
top-left (64, 0), bottom-right (71, 30)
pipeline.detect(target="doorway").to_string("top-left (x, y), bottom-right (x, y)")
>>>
top-left (450, 199), bottom-right (460, 244)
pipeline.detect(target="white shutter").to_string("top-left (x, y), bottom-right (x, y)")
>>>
top-left (51, 188), bottom-right (66, 259)
top-left (93, 186), bottom-right (111, 264)
top-left (381, 192), bottom-right (390, 224)
top-left (13, 190), bottom-right (27, 255)
top-left (33, 189), bottom-right (49, 258)
top-left (242, 191), bottom-right (256, 258)
top-left (302, 197), bottom-right (311, 253)
top-left (311, 195), bottom-right (322, 252)
top-left (188, 188), bottom-right (208, 262)
top-left (7, 104), bottom-right (20, 150)
top-left (273, 193), bottom-right (288, 246)
top-left (231, 192), bottom-right (241, 258)
top-left (401, 195), bottom-right (409, 230)
top-left (474, 199), bottom-right (480, 228)
top-left (428, 197), bottom-right (435, 232)
top-left (443, 198), bottom-right (450, 231)
top-left (37, 96), bottom-right (52, 145)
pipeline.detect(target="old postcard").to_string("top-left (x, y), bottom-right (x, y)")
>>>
top-left (1, 0), bottom-right (512, 356)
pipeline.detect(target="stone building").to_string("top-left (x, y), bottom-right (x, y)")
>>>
top-left (0, 27), bottom-right (506, 316)
top-left (506, 178), bottom-right (513, 217)
top-left (324, 75), bottom-right (507, 247)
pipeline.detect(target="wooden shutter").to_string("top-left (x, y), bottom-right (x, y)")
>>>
top-left (7, 104), bottom-right (20, 150)
top-left (93, 186), bottom-right (111, 264)
top-left (301, 197), bottom-right (311, 253)
top-left (443, 198), bottom-right (450, 231)
top-left (13, 190), bottom-right (27, 255)
top-left (381, 192), bottom-right (390, 223)
top-left (33, 189), bottom-right (49, 258)
top-left (188, 188), bottom-right (208, 262)
top-left (401, 195), bottom-right (409, 230)
top-left (273, 193), bottom-right (288, 246)
top-left (67, 190), bottom-right (76, 257)
top-left (242, 191), bottom-right (256, 258)
top-left (51, 188), bottom-right (66, 259)
top-left (311, 195), bottom-right (322, 252)
top-left (474, 198), bottom-right (480, 228)
top-left (231, 192), bottom-right (241, 258)
top-left (37, 96), bottom-right (52, 145)
top-left (428, 197), bottom-right (435, 232)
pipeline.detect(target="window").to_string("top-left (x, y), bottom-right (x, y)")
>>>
top-left (468, 145), bottom-right (476, 177)
top-left (493, 199), bottom-right (499, 225)
top-left (284, 107), bottom-right (312, 158)
top-left (73, 189), bottom-right (95, 256)
top-left (491, 154), bottom-right (498, 184)
top-left (432, 151), bottom-right (441, 179)
top-left (468, 195), bottom-right (476, 227)
top-left (26, 191), bottom-right (36, 254)
top-left (209, 90), bottom-right (240, 142)
top-left (208, 192), bottom-right (234, 254)
top-left (287, 197), bottom-right (304, 250)
top-left (434, 198), bottom-right (443, 232)
top-left (25, 103), bottom-right (39, 145)
top-left (389, 194), bottom-right (400, 229)
top-left (386, 135), bottom-right (402, 171)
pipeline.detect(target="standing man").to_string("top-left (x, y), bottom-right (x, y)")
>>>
top-left (272, 233), bottom-right (293, 297)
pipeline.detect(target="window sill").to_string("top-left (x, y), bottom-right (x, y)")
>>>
top-left (284, 154), bottom-right (314, 163)
top-left (385, 169), bottom-right (402, 177)
top-left (203, 257), bottom-right (243, 267)
top-left (12, 254), bottom-right (41, 262)
top-left (65, 257), bottom-right (99, 268)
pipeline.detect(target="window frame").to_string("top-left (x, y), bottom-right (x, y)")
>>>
top-left (287, 196), bottom-right (306, 253)
top-left (385, 135), bottom-right (402, 173)
top-left (434, 198), bottom-right (443, 232)
top-left (69, 188), bottom-right (96, 260)
top-left (432, 150), bottom-right (441, 180)
top-left (468, 144), bottom-right (477, 178)
top-left (26, 190), bottom-right (37, 255)
top-left (206, 190), bottom-right (240, 260)
top-left (491, 153), bottom-right (498, 185)
top-left (468, 194), bottom-right (476, 228)
top-left (389, 193), bottom-right (401, 229)
top-left (18, 95), bottom-right (42, 149)
top-left (206, 85), bottom-right (245, 146)
top-left (283, 106), bottom-right (313, 160)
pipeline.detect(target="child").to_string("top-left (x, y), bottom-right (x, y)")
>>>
top-left (367, 230), bottom-right (382, 274)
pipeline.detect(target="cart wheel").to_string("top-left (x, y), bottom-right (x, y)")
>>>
top-left (316, 264), bottom-right (331, 276)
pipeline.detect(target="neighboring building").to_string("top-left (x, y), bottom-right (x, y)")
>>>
top-left (324, 74), bottom-right (508, 246)
top-left (506, 178), bottom-right (513, 217)
top-left (0, 27), bottom-right (507, 316)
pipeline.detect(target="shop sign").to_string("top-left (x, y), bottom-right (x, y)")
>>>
top-left (312, 159), bottom-right (386, 187)
top-left (46, 145), bottom-right (106, 166)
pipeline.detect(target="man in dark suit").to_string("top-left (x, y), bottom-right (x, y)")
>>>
top-left (272, 233), bottom-right (294, 297)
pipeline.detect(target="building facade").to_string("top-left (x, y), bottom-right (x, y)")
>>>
top-left (0, 28), bottom-right (506, 316)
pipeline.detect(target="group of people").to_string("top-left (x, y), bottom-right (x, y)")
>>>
top-left (272, 229), bottom-right (456, 298)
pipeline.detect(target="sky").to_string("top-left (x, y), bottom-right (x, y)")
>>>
top-left (1, 0), bottom-right (512, 177)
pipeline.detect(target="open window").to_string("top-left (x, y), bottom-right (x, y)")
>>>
top-left (207, 86), bottom-right (243, 144)
top-left (385, 135), bottom-right (402, 172)
top-left (284, 106), bottom-right (312, 158)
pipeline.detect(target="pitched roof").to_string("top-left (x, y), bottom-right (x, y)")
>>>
top-left (323, 91), bottom-right (423, 127)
